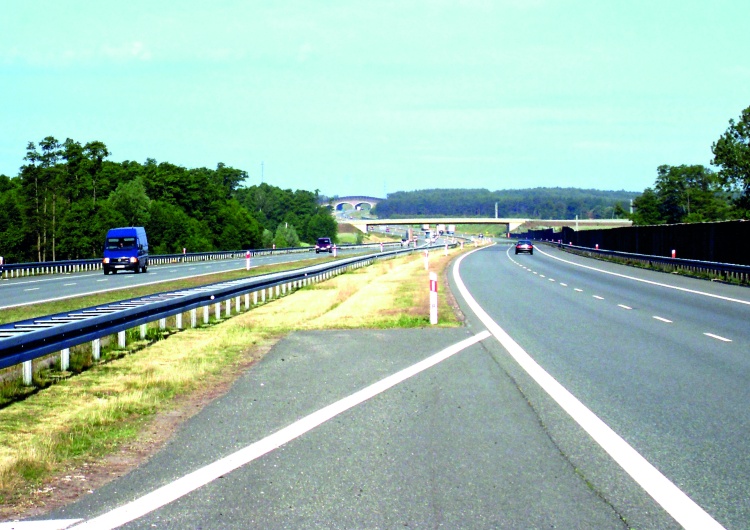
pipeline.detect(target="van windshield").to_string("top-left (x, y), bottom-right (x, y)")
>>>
top-left (105, 237), bottom-right (136, 250)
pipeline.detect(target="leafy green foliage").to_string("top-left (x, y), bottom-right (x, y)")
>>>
top-left (373, 188), bottom-right (638, 219)
top-left (712, 105), bottom-right (750, 217)
top-left (630, 165), bottom-right (732, 225)
top-left (0, 136), bottom-right (335, 262)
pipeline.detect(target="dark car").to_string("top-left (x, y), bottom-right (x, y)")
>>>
top-left (315, 237), bottom-right (333, 253)
top-left (515, 240), bottom-right (534, 255)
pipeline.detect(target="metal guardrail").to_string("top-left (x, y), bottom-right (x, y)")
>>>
top-left (537, 240), bottom-right (750, 284)
top-left (0, 242), bottom-right (454, 380)
top-left (0, 242), bottom-right (404, 279)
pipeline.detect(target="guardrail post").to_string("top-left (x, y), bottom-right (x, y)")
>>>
top-left (176, 313), bottom-right (183, 329)
top-left (245, 293), bottom-right (250, 310)
top-left (275, 285), bottom-right (280, 297)
top-left (282, 283), bottom-right (287, 295)
top-left (118, 331), bottom-right (126, 348)
top-left (159, 318), bottom-right (166, 330)
top-left (225, 299), bottom-right (231, 317)
top-left (261, 289), bottom-right (266, 303)
top-left (61, 348), bottom-right (70, 371)
top-left (253, 291), bottom-right (258, 305)
top-left (191, 309), bottom-right (197, 328)
top-left (204, 305), bottom-right (210, 324)
top-left (22, 360), bottom-right (32, 385)
top-left (215, 301), bottom-right (221, 320)
top-left (140, 324), bottom-right (147, 339)
top-left (92, 338), bottom-right (101, 361)
top-left (236, 296), bottom-right (241, 313)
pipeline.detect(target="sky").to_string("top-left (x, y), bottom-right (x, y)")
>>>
top-left (1, 1), bottom-right (749, 198)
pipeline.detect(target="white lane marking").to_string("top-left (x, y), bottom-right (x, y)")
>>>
top-left (533, 272), bottom-right (538, 275)
top-left (0, 519), bottom-right (84, 529)
top-left (593, 295), bottom-right (604, 300)
top-left (64, 283), bottom-right (77, 287)
top-left (548, 278), bottom-right (556, 282)
top-left (704, 333), bottom-right (732, 342)
top-left (653, 316), bottom-right (673, 323)
top-left (560, 283), bottom-right (568, 287)
top-left (536, 246), bottom-right (750, 307)
top-left (62, 332), bottom-right (491, 530)
top-left (618, 304), bottom-right (632, 310)
top-left (574, 288), bottom-right (583, 292)
top-left (96, 279), bottom-right (107, 282)
top-left (454, 248), bottom-right (724, 530)
top-left (24, 288), bottom-right (40, 291)
top-left (539, 274), bottom-right (546, 278)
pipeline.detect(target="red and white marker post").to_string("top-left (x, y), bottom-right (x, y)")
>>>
top-left (380, 242), bottom-right (384, 253)
top-left (429, 272), bottom-right (438, 325)
top-left (672, 249), bottom-right (676, 259)
top-left (333, 244), bottom-right (337, 257)
top-left (245, 250), bottom-right (251, 270)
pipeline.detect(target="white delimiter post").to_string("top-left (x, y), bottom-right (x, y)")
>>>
top-left (429, 272), bottom-right (438, 325)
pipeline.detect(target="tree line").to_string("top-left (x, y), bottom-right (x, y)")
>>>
top-left (630, 105), bottom-right (750, 225)
top-left (372, 187), bottom-right (639, 220)
top-left (0, 137), bottom-right (337, 263)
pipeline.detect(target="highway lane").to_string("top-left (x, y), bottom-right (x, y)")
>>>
top-left (455, 243), bottom-right (750, 529)
top-left (0, 247), bottom-right (371, 310)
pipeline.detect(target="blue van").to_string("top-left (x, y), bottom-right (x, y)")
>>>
top-left (102, 227), bottom-right (149, 274)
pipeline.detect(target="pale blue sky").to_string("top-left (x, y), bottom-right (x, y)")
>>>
top-left (2, 1), bottom-right (748, 197)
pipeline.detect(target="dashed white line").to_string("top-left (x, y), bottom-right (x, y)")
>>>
top-left (618, 304), bottom-right (632, 310)
top-left (560, 283), bottom-right (567, 287)
top-left (593, 295), bottom-right (604, 300)
top-left (574, 288), bottom-right (583, 292)
top-left (548, 278), bottom-right (555, 282)
top-left (653, 316), bottom-right (673, 323)
top-left (96, 279), bottom-right (108, 282)
top-left (63, 283), bottom-right (77, 286)
top-left (704, 333), bottom-right (732, 342)
top-left (456, 248), bottom-right (725, 530)
top-left (24, 288), bottom-right (40, 291)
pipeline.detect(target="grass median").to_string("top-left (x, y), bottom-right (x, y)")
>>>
top-left (0, 245), bottom-right (469, 520)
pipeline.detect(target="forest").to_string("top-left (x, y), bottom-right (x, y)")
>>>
top-left (372, 187), bottom-right (639, 219)
top-left (0, 137), bottom-right (337, 263)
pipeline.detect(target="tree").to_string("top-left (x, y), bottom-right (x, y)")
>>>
top-left (631, 188), bottom-right (663, 225)
top-left (712, 105), bottom-right (750, 217)
top-left (108, 178), bottom-right (151, 226)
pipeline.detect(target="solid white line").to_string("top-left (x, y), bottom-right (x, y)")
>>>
top-left (454, 248), bottom-right (724, 530)
top-left (704, 333), bottom-right (732, 342)
top-left (618, 304), bottom-right (632, 310)
top-left (66, 332), bottom-right (491, 530)
top-left (653, 316), bottom-right (673, 323)
top-left (536, 246), bottom-right (750, 307)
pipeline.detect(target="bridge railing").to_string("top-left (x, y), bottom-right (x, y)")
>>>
top-left (0, 241), bottom-right (457, 384)
top-left (0, 242), bottom-right (405, 279)
top-left (536, 240), bottom-right (750, 284)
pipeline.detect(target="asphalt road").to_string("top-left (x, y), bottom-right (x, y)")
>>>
top-left (14, 242), bottom-right (750, 529)
top-left (0, 247), bottom-right (368, 310)
top-left (453, 243), bottom-right (749, 529)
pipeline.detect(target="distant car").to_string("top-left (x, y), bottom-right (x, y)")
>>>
top-left (515, 240), bottom-right (534, 255)
top-left (315, 237), bottom-right (333, 253)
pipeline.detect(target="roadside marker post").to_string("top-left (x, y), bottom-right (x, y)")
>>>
top-left (672, 249), bottom-right (676, 259)
top-left (245, 250), bottom-right (251, 270)
top-left (380, 242), bottom-right (384, 252)
top-left (333, 245), bottom-right (337, 257)
top-left (429, 272), bottom-right (438, 325)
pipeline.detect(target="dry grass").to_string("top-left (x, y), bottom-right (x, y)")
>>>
top-left (0, 246), bottom-right (465, 518)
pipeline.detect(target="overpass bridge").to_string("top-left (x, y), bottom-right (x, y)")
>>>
top-left (347, 218), bottom-right (632, 233)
